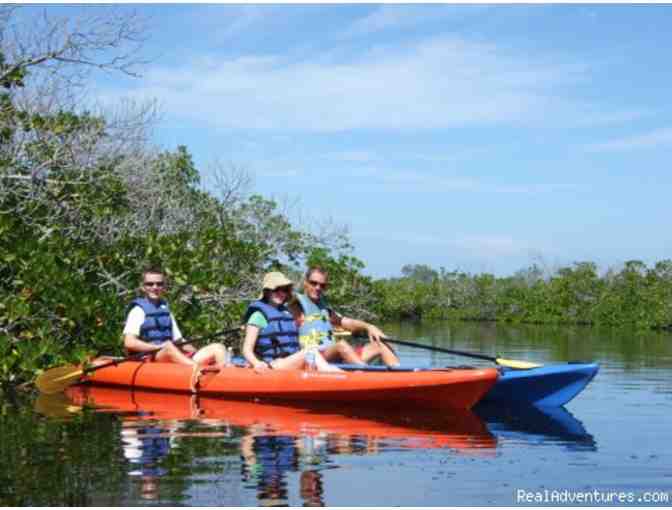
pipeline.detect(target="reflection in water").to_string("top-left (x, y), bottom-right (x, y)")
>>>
top-left (121, 417), bottom-right (173, 500)
top-left (33, 392), bottom-right (82, 419)
top-left (65, 386), bottom-right (497, 506)
top-left (240, 432), bottom-right (328, 506)
top-left (475, 403), bottom-right (596, 451)
top-left (241, 433), bottom-right (298, 506)
top-left (300, 470), bottom-right (324, 507)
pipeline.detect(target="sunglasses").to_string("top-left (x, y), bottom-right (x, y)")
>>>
top-left (273, 285), bottom-right (293, 293)
top-left (143, 281), bottom-right (165, 288)
top-left (308, 280), bottom-right (328, 289)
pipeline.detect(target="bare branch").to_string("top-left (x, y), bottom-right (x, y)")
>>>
top-left (0, 6), bottom-right (150, 85)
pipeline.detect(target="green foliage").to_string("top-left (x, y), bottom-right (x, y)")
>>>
top-left (375, 260), bottom-right (672, 331)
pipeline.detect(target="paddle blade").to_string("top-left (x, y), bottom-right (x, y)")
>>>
top-left (34, 393), bottom-right (83, 418)
top-left (35, 365), bottom-right (85, 394)
top-left (495, 358), bottom-right (542, 370)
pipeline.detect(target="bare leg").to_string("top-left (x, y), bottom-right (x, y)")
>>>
top-left (269, 350), bottom-right (343, 372)
top-left (155, 344), bottom-right (201, 392)
top-left (270, 350), bottom-right (308, 370)
top-left (359, 342), bottom-right (400, 367)
top-left (193, 342), bottom-right (230, 369)
top-left (321, 341), bottom-right (365, 365)
top-left (155, 342), bottom-right (198, 366)
top-left (314, 351), bottom-right (344, 372)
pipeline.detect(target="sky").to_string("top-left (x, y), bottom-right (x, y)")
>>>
top-left (38, 4), bottom-right (672, 277)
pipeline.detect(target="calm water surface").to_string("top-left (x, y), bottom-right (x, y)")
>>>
top-left (2, 322), bottom-right (672, 506)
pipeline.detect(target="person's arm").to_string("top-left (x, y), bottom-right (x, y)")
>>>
top-left (242, 325), bottom-right (270, 371)
top-left (335, 312), bottom-right (385, 343)
top-left (171, 317), bottom-right (197, 353)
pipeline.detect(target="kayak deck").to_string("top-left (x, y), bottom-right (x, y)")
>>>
top-left (83, 360), bottom-right (499, 410)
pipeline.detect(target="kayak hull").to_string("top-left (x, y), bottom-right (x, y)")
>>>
top-left (482, 362), bottom-right (599, 407)
top-left (334, 361), bottom-right (599, 407)
top-left (83, 360), bottom-right (499, 410)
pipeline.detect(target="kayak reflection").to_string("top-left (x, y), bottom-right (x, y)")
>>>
top-left (474, 403), bottom-right (596, 451)
top-left (65, 386), bottom-right (497, 505)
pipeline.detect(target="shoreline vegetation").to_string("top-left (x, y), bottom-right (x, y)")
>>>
top-left (1, 7), bottom-right (671, 390)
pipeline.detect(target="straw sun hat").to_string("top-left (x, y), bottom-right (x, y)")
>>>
top-left (259, 271), bottom-right (294, 298)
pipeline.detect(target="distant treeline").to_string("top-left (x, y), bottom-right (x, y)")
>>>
top-left (372, 262), bottom-right (672, 330)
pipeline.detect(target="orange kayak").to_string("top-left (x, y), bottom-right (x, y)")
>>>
top-left (83, 359), bottom-right (499, 410)
top-left (66, 386), bottom-right (497, 453)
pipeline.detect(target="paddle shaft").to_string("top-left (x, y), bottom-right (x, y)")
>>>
top-left (382, 337), bottom-right (498, 363)
top-left (85, 326), bottom-right (242, 375)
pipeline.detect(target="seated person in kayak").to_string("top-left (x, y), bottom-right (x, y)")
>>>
top-left (123, 267), bottom-right (229, 388)
top-left (288, 266), bottom-right (399, 367)
top-left (242, 271), bottom-right (341, 372)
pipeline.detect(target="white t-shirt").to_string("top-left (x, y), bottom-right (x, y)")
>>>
top-left (123, 305), bottom-right (183, 341)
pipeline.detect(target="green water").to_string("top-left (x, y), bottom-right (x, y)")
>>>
top-left (2, 322), bottom-right (671, 506)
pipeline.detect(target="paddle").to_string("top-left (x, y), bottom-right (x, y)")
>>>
top-left (379, 337), bottom-right (542, 370)
top-left (35, 326), bottom-right (243, 395)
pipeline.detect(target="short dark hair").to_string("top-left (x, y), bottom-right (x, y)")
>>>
top-left (141, 266), bottom-right (165, 281)
top-left (305, 266), bottom-right (328, 281)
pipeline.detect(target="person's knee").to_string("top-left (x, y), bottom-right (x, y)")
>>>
top-left (163, 343), bottom-right (179, 355)
top-left (337, 341), bottom-right (353, 354)
top-left (209, 342), bottom-right (226, 352)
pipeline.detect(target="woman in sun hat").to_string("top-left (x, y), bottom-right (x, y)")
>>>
top-left (242, 271), bottom-right (342, 372)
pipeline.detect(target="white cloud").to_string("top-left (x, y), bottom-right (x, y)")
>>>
top-left (584, 127), bottom-right (672, 152)
top-left (341, 5), bottom-right (494, 38)
top-left (102, 32), bottom-right (635, 133)
top-left (180, 5), bottom-right (275, 41)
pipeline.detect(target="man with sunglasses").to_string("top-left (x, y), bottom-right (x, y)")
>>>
top-left (289, 267), bottom-right (399, 367)
top-left (123, 267), bottom-right (229, 390)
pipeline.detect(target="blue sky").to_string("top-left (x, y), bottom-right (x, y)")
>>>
top-left (75, 5), bottom-right (672, 276)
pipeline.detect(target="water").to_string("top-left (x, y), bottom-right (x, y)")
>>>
top-left (2, 322), bottom-right (672, 506)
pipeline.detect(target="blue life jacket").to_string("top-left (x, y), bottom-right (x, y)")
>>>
top-left (128, 297), bottom-right (173, 345)
top-left (295, 293), bottom-right (334, 349)
top-left (244, 300), bottom-right (300, 362)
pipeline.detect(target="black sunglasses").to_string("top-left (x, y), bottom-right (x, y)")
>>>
top-left (308, 280), bottom-right (328, 289)
top-left (144, 281), bottom-right (165, 288)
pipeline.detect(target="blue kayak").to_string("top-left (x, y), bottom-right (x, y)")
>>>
top-left (481, 362), bottom-right (599, 407)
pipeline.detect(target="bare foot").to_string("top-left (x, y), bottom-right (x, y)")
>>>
top-left (190, 364), bottom-right (204, 393)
